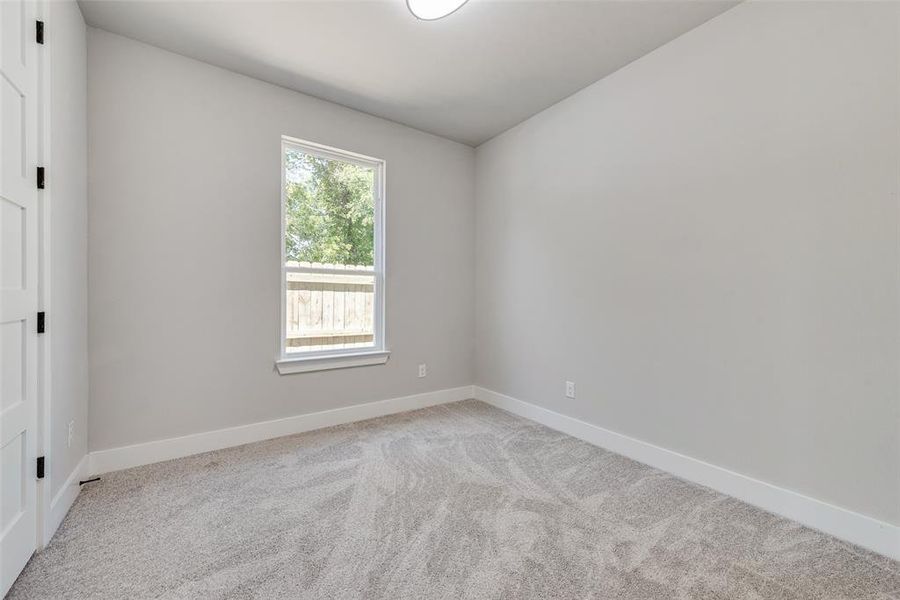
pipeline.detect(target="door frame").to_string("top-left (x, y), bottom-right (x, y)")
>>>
top-left (35, 0), bottom-right (51, 549)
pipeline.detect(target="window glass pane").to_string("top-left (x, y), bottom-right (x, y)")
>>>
top-left (282, 142), bottom-right (380, 356)
top-left (284, 148), bottom-right (375, 266)
top-left (284, 270), bottom-right (375, 354)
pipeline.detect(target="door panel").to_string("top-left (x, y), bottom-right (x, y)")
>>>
top-left (0, 0), bottom-right (39, 595)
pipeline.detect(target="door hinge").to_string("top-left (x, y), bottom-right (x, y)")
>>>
top-left (37, 311), bottom-right (45, 334)
top-left (36, 456), bottom-right (45, 480)
top-left (36, 20), bottom-right (44, 45)
top-left (37, 166), bottom-right (45, 189)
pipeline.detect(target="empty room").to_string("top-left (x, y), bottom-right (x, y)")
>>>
top-left (1, 0), bottom-right (899, 597)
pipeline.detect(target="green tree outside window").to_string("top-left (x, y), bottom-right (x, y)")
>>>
top-left (284, 148), bottom-right (375, 266)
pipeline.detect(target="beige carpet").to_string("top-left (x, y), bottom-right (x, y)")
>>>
top-left (8, 400), bottom-right (900, 599)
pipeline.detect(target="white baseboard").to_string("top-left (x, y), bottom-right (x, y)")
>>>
top-left (89, 385), bottom-right (474, 476)
top-left (474, 386), bottom-right (900, 561)
top-left (44, 454), bottom-right (88, 547)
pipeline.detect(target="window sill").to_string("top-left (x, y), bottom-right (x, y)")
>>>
top-left (276, 350), bottom-right (390, 375)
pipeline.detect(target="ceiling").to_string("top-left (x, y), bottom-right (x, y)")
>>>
top-left (78, 0), bottom-right (738, 146)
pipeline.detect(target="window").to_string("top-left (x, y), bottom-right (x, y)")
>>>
top-left (277, 137), bottom-right (387, 374)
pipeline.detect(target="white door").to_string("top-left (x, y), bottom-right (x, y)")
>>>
top-left (0, 0), bottom-right (39, 595)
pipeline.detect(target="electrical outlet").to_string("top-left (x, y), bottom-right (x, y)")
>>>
top-left (565, 381), bottom-right (576, 399)
top-left (67, 421), bottom-right (74, 448)
top-left (418, 363), bottom-right (427, 378)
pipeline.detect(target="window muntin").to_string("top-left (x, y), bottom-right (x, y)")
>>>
top-left (280, 137), bottom-right (384, 359)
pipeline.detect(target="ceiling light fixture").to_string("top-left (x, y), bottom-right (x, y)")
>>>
top-left (407, 0), bottom-right (470, 20)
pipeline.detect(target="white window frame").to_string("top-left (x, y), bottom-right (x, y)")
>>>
top-left (276, 136), bottom-right (388, 374)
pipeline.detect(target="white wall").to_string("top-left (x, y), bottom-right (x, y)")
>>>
top-left (47, 0), bottom-right (88, 502)
top-left (475, 1), bottom-right (900, 526)
top-left (87, 29), bottom-right (475, 451)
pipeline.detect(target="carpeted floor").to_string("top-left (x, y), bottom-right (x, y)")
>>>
top-left (8, 400), bottom-right (900, 599)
